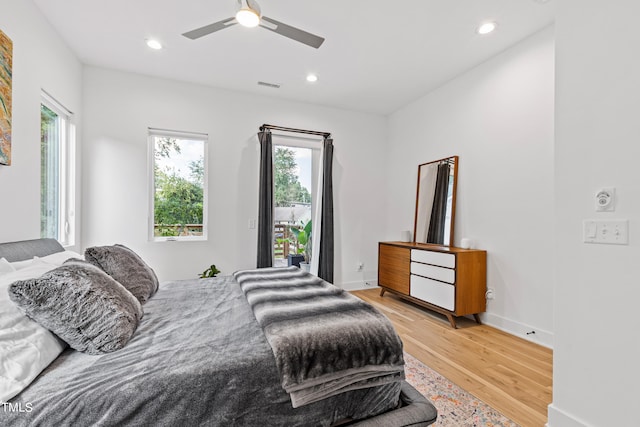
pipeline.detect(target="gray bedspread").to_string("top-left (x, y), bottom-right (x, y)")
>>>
top-left (233, 267), bottom-right (405, 408)
top-left (5, 276), bottom-right (402, 427)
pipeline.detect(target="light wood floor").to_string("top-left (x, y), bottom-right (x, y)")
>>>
top-left (352, 288), bottom-right (552, 427)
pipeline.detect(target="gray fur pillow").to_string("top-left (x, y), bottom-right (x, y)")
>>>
top-left (8, 261), bottom-right (143, 355)
top-left (84, 244), bottom-right (159, 304)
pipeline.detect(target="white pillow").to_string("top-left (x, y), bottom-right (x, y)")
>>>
top-left (10, 250), bottom-right (83, 270)
top-left (0, 262), bottom-right (67, 402)
top-left (9, 258), bottom-right (37, 270)
top-left (0, 258), bottom-right (15, 275)
top-left (39, 250), bottom-right (83, 265)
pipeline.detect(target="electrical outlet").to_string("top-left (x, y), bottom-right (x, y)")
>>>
top-left (356, 262), bottom-right (364, 272)
top-left (485, 289), bottom-right (495, 300)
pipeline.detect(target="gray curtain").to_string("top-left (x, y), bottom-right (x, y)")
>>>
top-left (426, 162), bottom-right (450, 245)
top-left (256, 131), bottom-right (274, 268)
top-left (318, 138), bottom-right (334, 282)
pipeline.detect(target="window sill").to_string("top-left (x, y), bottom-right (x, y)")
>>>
top-left (152, 236), bottom-right (208, 243)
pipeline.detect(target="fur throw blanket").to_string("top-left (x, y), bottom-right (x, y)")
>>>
top-left (233, 267), bottom-right (405, 407)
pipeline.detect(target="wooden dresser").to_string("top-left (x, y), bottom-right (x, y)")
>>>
top-left (378, 241), bottom-right (487, 328)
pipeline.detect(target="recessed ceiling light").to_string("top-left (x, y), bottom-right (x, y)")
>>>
top-left (146, 39), bottom-right (163, 50)
top-left (306, 74), bottom-right (318, 83)
top-left (477, 22), bottom-right (497, 35)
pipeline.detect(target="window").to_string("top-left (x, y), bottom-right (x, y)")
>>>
top-left (272, 137), bottom-right (321, 267)
top-left (149, 129), bottom-right (208, 241)
top-left (40, 92), bottom-right (75, 246)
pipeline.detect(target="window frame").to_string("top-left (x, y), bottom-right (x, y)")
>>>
top-left (40, 91), bottom-right (75, 247)
top-left (272, 134), bottom-right (322, 265)
top-left (148, 128), bottom-right (209, 242)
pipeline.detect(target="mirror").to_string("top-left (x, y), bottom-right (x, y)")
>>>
top-left (413, 156), bottom-right (458, 246)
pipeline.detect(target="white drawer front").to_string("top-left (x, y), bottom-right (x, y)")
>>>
top-left (411, 262), bottom-right (455, 284)
top-left (410, 275), bottom-right (455, 311)
top-left (411, 249), bottom-right (455, 268)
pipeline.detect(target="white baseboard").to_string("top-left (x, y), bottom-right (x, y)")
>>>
top-left (339, 280), bottom-right (378, 291)
top-left (339, 282), bottom-right (554, 349)
top-left (480, 312), bottom-right (553, 349)
top-left (547, 404), bottom-right (591, 427)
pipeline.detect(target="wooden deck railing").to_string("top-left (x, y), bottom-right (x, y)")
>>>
top-left (154, 223), bottom-right (301, 260)
top-left (154, 224), bottom-right (203, 237)
top-left (274, 223), bottom-right (303, 259)
top-left (274, 223), bottom-right (290, 259)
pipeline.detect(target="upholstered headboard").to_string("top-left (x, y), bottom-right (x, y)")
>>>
top-left (0, 238), bottom-right (65, 262)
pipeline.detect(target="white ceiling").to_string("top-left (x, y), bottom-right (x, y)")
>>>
top-left (33, 0), bottom-right (555, 115)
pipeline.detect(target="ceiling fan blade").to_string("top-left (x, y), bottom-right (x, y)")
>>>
top-left (260, 16), bottom-right (325, 49)
top-left (182, 17), bottom-right (237, 40)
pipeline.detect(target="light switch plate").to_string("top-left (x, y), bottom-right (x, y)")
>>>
top-left (583, 219), bottom-right (628, 245)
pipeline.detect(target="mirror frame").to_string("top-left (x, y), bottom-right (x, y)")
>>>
top-left (413, 155), bottom-right (459, 247)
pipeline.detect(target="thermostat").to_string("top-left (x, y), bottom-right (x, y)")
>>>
top-left (595, 188), bottom-right (615, 212)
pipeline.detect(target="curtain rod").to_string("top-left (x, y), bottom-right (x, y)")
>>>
top-left (260, 124), bottom-right (331, 138)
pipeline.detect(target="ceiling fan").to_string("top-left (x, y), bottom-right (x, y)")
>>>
top-left (182, 0), bottom-right (325, 49)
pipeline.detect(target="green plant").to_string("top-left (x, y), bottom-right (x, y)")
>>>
top-left (156, 224), bottom-right (180, 237)
top-left (199, 264), bottom-right (221, 278)
top-left (275, 237), bottom-right (289, 259)
top-left (289, 220), bottom-right (312, 263)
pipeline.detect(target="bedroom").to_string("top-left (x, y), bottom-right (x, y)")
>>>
top-left (0, 1), bottom-right (638, 426)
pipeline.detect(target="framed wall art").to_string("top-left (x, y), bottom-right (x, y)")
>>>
top-left (0, 28), bottom-right (13, 166)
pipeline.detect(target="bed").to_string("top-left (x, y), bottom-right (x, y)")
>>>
top-left (0, 238), bottom-right (437, 426)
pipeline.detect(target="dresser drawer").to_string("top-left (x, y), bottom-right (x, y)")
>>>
top-left (411, 262), bottom-right (455, 284)
top-left (410, 275), bottom-right (454, 311)
top-left (411, 249), bottom-right (455, 268)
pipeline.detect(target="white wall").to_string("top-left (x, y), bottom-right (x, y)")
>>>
top-left (0, 0), bottom-right (82, 250)
top-left (82, 67), bottom-right (387, 286)
top-left (549, 1), bottom-right (640, 426)
top-left (385, 27), bottom-right (555, 347)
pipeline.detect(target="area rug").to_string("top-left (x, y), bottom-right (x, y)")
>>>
top-left (404, 352), bottom-right (519, 427)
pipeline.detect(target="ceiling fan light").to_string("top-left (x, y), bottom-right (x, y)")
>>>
top-left (236, 8), bottom-right (260, 27)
